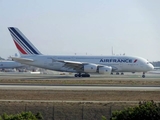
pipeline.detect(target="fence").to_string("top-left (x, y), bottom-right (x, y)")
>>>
top-left (0, 101), bottom-right (139, 120)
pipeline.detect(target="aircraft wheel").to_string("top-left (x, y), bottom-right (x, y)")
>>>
top-left (75, 74), bottom-right (78, 77)
top-left (82, 74), bottom-right (90, 77)
top-left (78, 74), bottom-right (82, 77)
top-left (142, 74), bottom-right (145, 78)
top-left (142, 72), bottom-right (145, 78)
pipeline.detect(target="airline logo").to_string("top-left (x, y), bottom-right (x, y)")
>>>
top-left (100, 59), bottom-right (138, 63)
top-left (8, 27), bottom-right (40, 55)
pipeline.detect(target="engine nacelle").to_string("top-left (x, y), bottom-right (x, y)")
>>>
top-left (83, 64), bottom-right (97, 73)
top-left (98, 66), bottom-right (112, 74)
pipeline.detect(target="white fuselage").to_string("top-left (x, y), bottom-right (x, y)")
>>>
top-left (19, 55), bottom-right (154, 73)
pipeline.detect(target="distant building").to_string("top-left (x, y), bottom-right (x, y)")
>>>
top-left (151, 61), bottom-right (160, 67)
top-left (0, 57), bottom-right (5, 60)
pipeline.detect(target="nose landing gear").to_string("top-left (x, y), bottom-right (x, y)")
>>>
top-left (142, 72), bottom-right (145, 78)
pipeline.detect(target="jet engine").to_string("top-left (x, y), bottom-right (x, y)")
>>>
top-left (83, 64), bottom-right (97, 73)
top-left (98, 66), bottom-right (112, 74)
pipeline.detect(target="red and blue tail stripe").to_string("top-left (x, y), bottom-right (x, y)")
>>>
top-left (9, 29), bottom-right (30, 54)
top-left (8, 27), bottom-right (42, 56)
top-left (13, 40), bottom-right (27, 54)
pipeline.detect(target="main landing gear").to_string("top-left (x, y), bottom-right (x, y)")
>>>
top-left (111, 72), bottom-right (124, 75)
top-left (74, 73), bottom-right (90, 77)
top-left (142, 72), bottom-right (145, 78)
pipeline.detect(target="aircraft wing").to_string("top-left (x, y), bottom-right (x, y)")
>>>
top-left (57, 60), bottom-right (87, 71)
top-left (51, 59), bottom-right (115, 72)
top-left (58, 60), bottom-right (83, 65)
top-left (11, 57), bottom-right (34, 62)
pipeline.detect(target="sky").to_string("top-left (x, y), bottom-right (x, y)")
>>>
top-left (0, 0), bottom-right (160, 61)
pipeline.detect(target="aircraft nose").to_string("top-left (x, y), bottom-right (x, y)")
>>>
top-left (148, 63), bottom-right (154, 71)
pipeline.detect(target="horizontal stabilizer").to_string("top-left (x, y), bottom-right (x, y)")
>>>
top-left (11, 57), bottom-right (34, 62)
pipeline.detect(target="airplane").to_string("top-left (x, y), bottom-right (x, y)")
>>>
top-left (0, 60), bottom-right (24, 70)
top-left (8, 27), bottom-right (154, 78)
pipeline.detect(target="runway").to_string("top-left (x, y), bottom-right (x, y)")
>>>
top-left (0, 72), bottom-right (159, 91)
top-left (0, 73), bottom-right (159, 119)
top-left (0, 72), bottom-right (159, 102)
top-left (0, 84), bottom-right (159, 91)
top-left (0, 72), bottom-right (160, 80)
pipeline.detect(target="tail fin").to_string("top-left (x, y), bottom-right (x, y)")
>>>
top-left (8, 27), bottom-right (42, 56)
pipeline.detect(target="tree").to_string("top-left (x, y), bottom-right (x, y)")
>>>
top-left (110, 100), bottom-right (160, 120)
top-left (0, 111), bottom-right (43, 120)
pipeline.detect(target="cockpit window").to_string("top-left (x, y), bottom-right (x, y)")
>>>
top-left (147, 62), bottom-right (150, 64)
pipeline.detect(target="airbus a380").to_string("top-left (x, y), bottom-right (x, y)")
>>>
top-left (8, 27), bottom-right (154, 78)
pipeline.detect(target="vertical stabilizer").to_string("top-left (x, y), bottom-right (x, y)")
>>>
top-left (8, 27), bottom-right (42, 56)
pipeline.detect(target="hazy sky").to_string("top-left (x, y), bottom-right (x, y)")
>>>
top-left (0, 0), bottom-right (160, 61)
